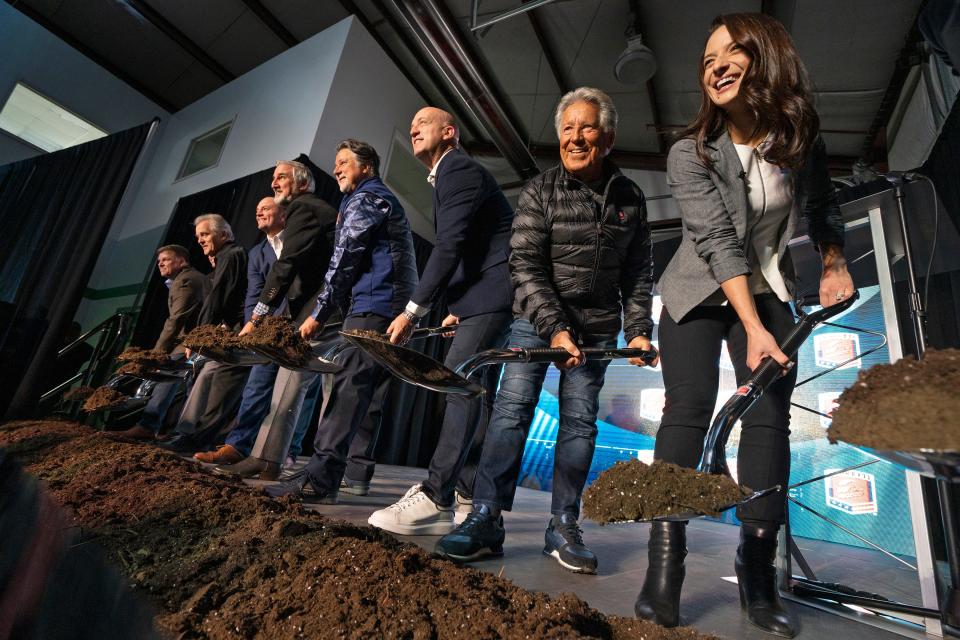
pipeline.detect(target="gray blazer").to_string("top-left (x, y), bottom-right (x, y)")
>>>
top-left (658, 131), bottom-right (844, 323)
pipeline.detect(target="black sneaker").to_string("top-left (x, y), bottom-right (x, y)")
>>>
top-left (339, 477), bottom-right (371, 496)
top-left (543, 514), bottom-right (597, 574)
top-left (264, 472), bottom-right (338, 504)
top-left (435, 510), bottom-right (505, 562)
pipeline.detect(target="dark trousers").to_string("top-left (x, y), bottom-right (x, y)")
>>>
top-left (420, 310), bottom-right (513, 506)
top-left (472, 318), bottom-right (615, 518)
top-left (224, 362), bottom-right (280, 456)
top-left (654, 294), bottom-right (798, 527)
top-left (306, 314), bottom-right (393, 491)
top-left (175, 359), bottom-right (251, 447)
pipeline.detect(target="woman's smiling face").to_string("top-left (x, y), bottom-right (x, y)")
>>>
top-left (701, 25), bottom-right (753, 112)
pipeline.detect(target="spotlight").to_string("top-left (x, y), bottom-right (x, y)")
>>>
top-left (615, 33), bottom-right (657, 84)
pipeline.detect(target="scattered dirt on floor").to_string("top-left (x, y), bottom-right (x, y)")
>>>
top-left (182, 324), bottom-right (244, 350)
top-left (82, 387), bottom-right (130, 413)
top-left (828, 348), bottom-right (960, 451)
top-left (0, 420), bottom-right (717, 640)
top-left (62, 385), bottom-right (96, 401)
top-left (582, 460), bottom-right (750, 523)
top-left (239, 316), bottom-right (311, 363)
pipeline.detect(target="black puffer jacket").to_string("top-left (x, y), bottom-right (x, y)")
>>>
top-left (510, 161), bottom-right (653, 342)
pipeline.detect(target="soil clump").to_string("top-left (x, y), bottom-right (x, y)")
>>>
top-left (182, 324), bottom-right (244, 350)
top-left (0, 420), bottom-right (716, 640)
top-left (82, 387), bottom-right (130, 412)
top-left (118, 347), bottom-right (172, 365)
top-left (62, 385), bottom-right (95, 401)
top-left (583, 460), bottom-right (750, 523)
top-left (240, 316), bottom-right (311, 364)
top-left (828, 348), bottom-right (960, 451)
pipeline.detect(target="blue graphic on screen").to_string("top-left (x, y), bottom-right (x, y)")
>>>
top-left (518, 285), bottom-right (916, 557)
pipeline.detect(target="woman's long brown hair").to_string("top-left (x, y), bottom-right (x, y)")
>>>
top-left (680, 13), bottom-right (819, 171)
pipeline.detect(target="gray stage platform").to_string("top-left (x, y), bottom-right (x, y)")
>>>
top-left (243, 463), bottom-right (931, 640)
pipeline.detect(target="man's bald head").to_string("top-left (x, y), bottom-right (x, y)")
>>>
top-left (410, 106), bottom-right (459, 168)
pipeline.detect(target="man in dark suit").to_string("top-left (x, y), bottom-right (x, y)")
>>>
top-left (111, 244), bottom-right (209, 441)
top-left (160, 213), bottom-right (249, 453)
top-left (368, 107), bottom-right (514, 535)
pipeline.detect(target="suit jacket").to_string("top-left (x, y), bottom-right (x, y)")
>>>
top-left (154, 265), bottom-right (209, 354)
top-left (244, 238), bottom-right (278, 323)
top-left (198, 241), bottom-right (247, 330)
top-left (256, 192), bottom-right (338, 324)
top-left (411, 148), bottom-right (514, 318)
top-left (658, 132), bottom-right (845, 323)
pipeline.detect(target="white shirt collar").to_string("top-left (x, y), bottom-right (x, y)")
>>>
top-left (267, 229), bottom-right (284, 258)
top-left (427, 147), bottom-right (456, 187)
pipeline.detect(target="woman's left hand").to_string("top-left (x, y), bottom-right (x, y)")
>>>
top-left (820, 265), bottom-right (855, 308)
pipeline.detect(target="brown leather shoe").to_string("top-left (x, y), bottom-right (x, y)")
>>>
top-left (193, 444), bottom-right (243, 465)
top-left (213, 456), bottom-right (281, 480)
top-left (105, 425), bottom-right (156, 442)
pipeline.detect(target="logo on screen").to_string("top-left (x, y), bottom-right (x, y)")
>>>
top-left (824, 469), bottom-right (877, 515)
top-left (813, 332), bottom-right (861, 370)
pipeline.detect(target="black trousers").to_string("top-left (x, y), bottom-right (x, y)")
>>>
top-left (655, 294), bottom-right (798, 527)
top-left (420, 310), bottom-right (513, 506)
top-left (306, 314), bottom-right (392, 491)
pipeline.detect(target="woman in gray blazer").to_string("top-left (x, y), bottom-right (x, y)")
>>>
top-left (635, 13), bottom-right (855, 638)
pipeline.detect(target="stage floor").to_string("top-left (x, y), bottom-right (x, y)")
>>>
top-left (243, 463), bottom-right (933, 640)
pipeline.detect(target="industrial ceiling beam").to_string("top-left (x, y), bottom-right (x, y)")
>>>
top-left (391, 0), bottom-right (540, 179)
top-left (525, 2), bottom-right (572, 94)
top-left (125, 0), bottom-right (235, 83)
top-left (240, 0), bottom-right (299, 47)
top-left (469, 0), bottom-right (558, 31)
top-left (4, 0), bottom-right (178, 113)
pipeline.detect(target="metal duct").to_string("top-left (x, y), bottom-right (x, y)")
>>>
top-left (389, 0), bottom-right (541, 180)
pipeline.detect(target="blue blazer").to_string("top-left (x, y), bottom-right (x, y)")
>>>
top-left (410, 148), bottom-right (514, 318)
top-left (244, 238), bottom-right (278, 323)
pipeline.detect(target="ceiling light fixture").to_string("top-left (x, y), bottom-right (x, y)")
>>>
top-left (614, 0), bottom-right (657, 84)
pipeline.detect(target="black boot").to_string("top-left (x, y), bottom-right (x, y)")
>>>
top-left (634, 521), bottom-right (687, 627)
top-left (735, 525), bottom-right (797, 638)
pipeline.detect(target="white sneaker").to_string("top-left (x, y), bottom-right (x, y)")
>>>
top-left (454, 490), bottom-right (473, 525)
top-left (368, 484), bottom-right (454, 535)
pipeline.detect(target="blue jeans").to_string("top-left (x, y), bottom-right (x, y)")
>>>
top-left (472, 318), bottom-right (614, 519)
top-left (225, 362), bottom-right (280, 456)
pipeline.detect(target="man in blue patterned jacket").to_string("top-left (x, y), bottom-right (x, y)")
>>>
top-left (266, 139), bottom-right (418, 502)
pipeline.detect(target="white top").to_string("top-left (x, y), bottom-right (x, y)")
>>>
top-left (733, 142), bottom-right (794, 302)
top-left (267, 229), bottom-right (284, 259)
top-left (426, 147), bottom-right (456, 187)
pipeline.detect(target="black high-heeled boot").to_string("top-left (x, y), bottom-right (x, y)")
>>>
top-left (634, 521), bottom-right (687, 627)
top-left (735, 525), bottom-right (797, 638)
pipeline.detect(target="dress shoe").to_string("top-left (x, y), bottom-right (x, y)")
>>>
top-left (264, 472), bottom-right (337, 503)
top-left (635, 521), bottom-right (687, 628)
top-left (156, 433), bottom-right (200, 455)
top-left (736, 525), bottom-right (798, 638)
top-left (213, 456), bottom-right (281, 480)
top-left (193, 444), bottom-right (243, 465)
top-left (104, 425), bottom-right (156, 442)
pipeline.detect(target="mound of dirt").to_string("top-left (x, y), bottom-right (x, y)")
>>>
top-left (62, 386), bottom-right (96, 401)
top-left (82, 387), bottom-right (129, 413)
top-left (182, 324), bottom-right (244, 350)
top-left (0, 421), bottom-right (716, 640)
top-left (583, 460), bottom-right (750, 523)
top-left (117, 347), bottom-right (171, 364)
top-left (240, 316), bottom-right (310, 363)
top-left (828, 348), bottom-right (960, 451)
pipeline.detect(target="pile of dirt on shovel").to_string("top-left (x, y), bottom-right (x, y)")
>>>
top-left (239, 315), bottom-right (311, 362)
top-left (82, 387), bottom-right (129, 413)
top-left (343, 329), bottom-right (455, 384)
top-left (0, 420), bottom-right (717, 640)
top-left (62, 385), bottom-right (96, 401)
top-left (583, 460), bottom-right (750, 523)
top-left (828, 348), bottom-right (960, 451)
top-left (182, 324), bottom-right (244, 350)
top-left (117, 347), bottom-right (171, 365)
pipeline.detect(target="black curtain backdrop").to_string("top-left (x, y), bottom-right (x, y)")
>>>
top-left (0, 122), bottom-right (153, 418)
top-left (131, 154), bottom-right (342, 348)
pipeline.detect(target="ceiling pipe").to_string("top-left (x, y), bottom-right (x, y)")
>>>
top-left (390, 0), bottom-right (541, 180)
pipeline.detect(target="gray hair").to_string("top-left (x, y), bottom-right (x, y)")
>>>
top-left (553, 87), bottom-right (619, 138)
top-left (336, 139), bottom-right (380, 176)
top-left (193, 213), bottom-right (234, 242)
top-left (276, 160), bottom-right (315, 193)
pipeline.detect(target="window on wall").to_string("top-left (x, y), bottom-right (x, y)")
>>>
top-left (176, 121), bottom-right (232, 180)
top-left (382, 129), bottom-right (434, 238)
top-left (0, 82), bottom-right (108, 152)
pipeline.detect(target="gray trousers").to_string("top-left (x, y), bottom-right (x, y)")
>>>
top-left (175, 359), bottom-right (250, 445)
top-left (249, 367), bottom-right (318, 464)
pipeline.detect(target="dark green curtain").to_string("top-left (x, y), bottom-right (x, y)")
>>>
top-left (0, 122), bottom-right (153, 417)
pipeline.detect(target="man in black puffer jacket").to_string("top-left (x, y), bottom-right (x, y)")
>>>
top-left (436, 87), bottom-right (657, 573)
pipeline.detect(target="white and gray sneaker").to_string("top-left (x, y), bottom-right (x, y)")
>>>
top-left (367, 484), bottom-right (454, 535)
top-left (454, 490), bottom-right (473, 525)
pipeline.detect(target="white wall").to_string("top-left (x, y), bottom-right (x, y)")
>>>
top-left (0, 3), bottom-right (166, 166)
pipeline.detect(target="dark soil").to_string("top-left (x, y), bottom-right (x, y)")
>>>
top-left (0, 421), bottom-right (716, 640)
top-left (182, 324), bottom-right (244, 350)
top-left (347, 328), bottom-right (388, 342)
top-left (344, 331), bottom-right (454, 384)
top-left (82, 387), bottom-right (130, 412)
top-left (828, 348), bottom-right (960, 451)
top-left (240, 316), bottom-right (310, 363)
top-left (582, 460), bottom-right (750, 523)
top-left (63, 385), bottom-right (96, 401)
top-left (117, 361), bottom-right (155, 377)
top-left (118, 347), bottom-right (172, 365)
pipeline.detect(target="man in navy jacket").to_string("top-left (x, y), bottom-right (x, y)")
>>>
top-left (368, 107), bottom-right (514, 535)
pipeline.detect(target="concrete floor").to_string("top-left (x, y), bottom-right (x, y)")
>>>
top-left (242, 462), bottom-right (940, 640)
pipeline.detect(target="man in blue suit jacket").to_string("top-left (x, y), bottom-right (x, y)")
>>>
top-left (370, 107), bottom-right (514, 535)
